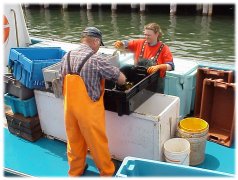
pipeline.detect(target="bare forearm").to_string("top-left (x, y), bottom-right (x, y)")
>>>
top-left (117, 72), bottom-right (126, 85)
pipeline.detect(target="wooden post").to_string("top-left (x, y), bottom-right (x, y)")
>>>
top-left (24, 4), bottom-right (30, 8)
top-left (111, 3), bottom-right (117, 12)
top-left (131, 4), bottom-right (137, 10)
top-left (202, 4), bottom-right (208, 15)
top-left (170, 3), bottom-right (177, 15)
top-left (62, 4), bottom-right (68, 10)
top-left (140, 3), bottom-right (145, 13)
top-left (87, 4), bottom-right (92, 11)
top-left (43, 4), bottom-right (49, 9)
top-left (208, 4), bottom-right (213, 16)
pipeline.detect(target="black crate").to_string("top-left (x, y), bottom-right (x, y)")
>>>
top-left (5, 110), bottom-right (43, 142)
top-left (104, 65), bottom-right (159, 116)
top-left (8, 126), bottom-right (43, 142)
top-left (4, 73), bottom-right (34, 100)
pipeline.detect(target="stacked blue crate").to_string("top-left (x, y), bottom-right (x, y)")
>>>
top-left (5, 47), bottom-right (66, 121)
top-left (4, 73), bottom-right (34, 100)
top-left (8, 47), bottom-right (66, 89)
top-left (4, 93), bottom-right (37, 117)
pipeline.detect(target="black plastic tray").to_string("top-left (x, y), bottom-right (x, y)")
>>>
top-left (104, 65), bottom-right (159, 116)
top-left (4, 73), bottom-right (34, 100)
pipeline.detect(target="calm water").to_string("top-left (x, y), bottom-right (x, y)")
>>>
top-left (24, 8), bottom-right (235, 64)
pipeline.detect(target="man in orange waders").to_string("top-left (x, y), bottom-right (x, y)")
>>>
top-left (60, 27), bottom-right (126, 176)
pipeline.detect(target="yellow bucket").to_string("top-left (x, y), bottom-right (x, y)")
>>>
top-left (176, 117), bottom-right (209, 166)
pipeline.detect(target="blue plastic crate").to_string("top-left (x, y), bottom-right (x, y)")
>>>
top-left (4, 93), bottom-right (38, 117)
top-left (164, 58), bottom-right (198, 119)
top-left (8, 47), bottom-right (66, 89)
top-left (116, 156), bottom-right (232, 177)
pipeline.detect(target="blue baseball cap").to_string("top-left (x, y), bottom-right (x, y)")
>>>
top-left (82, 27), bottom-right (104, 46)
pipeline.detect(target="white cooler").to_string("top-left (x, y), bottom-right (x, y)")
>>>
top-left (34, 90), bottom-right (179, 161)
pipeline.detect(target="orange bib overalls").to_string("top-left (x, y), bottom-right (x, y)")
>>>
top-left (63, 52), bottom-right (115, 176)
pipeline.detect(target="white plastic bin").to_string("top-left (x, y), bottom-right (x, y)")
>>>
top-left (106, 90), bottom-right (180, 161)
top-left (34, 90), bottom-right (67, 141)
top-left (34, 89), bottom-right (179, 161)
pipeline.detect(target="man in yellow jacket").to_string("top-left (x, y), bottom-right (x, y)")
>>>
top-left (60, 27), bottom-right (126, 176)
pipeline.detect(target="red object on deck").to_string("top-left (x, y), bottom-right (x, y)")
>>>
top-left (200, 78), bottom-right (235, 147)
top-left (194, 67), bottom-right (234, 117)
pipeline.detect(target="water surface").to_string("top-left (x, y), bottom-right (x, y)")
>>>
top-left (24, 8), bottom-right (235, 64)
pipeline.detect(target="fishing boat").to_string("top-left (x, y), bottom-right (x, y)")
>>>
top-left (3, 4), bottom-right (235, 177)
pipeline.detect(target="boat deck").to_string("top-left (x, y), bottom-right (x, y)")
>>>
top-left (3, 127), bottom-right (120, 177)
top-left (4, 128), bottom-right (235, 177)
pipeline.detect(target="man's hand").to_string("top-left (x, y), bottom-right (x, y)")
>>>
top-left (147, 64), bottom-right (167, 74)
top-left (114, 41), bottom-right (124, 49)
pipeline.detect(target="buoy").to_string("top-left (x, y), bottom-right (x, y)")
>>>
top-left (4, 15), bottom-right (10, 43)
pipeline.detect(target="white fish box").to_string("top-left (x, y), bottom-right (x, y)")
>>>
top-left (34, 90), bottom-right (67, 141)
top-left (106, 90), bottom-right (180, 161)
top-left (34, 89), bottom-right (179, 161)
